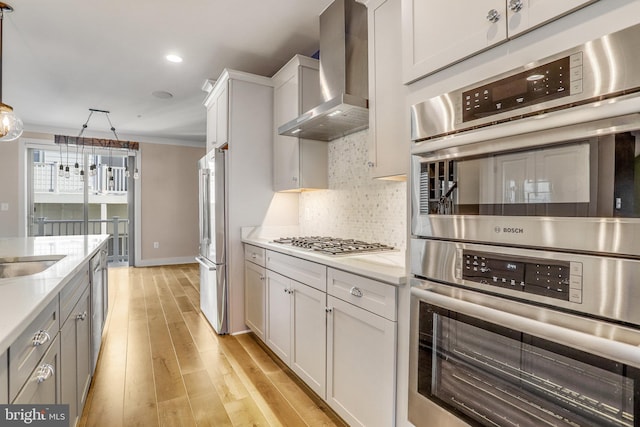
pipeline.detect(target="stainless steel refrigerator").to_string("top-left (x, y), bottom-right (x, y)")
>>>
top-left (196, 150), bottom-right (228, 334)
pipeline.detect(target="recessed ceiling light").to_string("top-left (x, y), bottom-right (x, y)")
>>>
top-left (152, 90), bottom-right (173, 99)
top-left (165, 54), bottom-right (183, 63)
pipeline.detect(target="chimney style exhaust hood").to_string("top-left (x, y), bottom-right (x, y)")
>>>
top-left (278, 0), bottom-right (368, 141)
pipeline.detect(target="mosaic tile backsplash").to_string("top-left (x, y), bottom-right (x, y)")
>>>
top-left (299, 129), bottom-right (407, 251)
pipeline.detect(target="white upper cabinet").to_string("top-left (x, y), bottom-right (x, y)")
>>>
top-left (272, 55), bottom-right (327, 192)
top-left (366, 0), bottom-right (409, 179)
top-left (507, 0), bottom-right (598, 37)
top-left (402, 0), bottom-right (598, 83)
top-left (204, 76), bottom-right (230, 152)
top-left (402, 0), bottom-right (507, 84)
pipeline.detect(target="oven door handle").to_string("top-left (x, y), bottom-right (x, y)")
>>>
top-left (412, 286), bottom-right (640, 369)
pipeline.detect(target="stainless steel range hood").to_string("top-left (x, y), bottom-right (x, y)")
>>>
top-left (278, 0), bottom-right (368, 141)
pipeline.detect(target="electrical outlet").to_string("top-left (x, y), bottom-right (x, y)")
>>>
top-left (153, 242), bottom-right (159, 249)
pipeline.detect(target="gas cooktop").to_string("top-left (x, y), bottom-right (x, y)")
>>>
top-left (272, 236), bottom-right (394, 256)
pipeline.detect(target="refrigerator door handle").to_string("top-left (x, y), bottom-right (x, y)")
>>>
top-left (195, 256), bottom-right (217, 271)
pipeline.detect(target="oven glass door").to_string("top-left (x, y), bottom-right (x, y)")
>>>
top-left (418, 301), bottom-right (639, 427)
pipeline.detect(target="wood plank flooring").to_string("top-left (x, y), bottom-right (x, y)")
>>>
top-left (79, 264), bottom-right (346, 427)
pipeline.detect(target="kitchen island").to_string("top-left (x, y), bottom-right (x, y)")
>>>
top-left (0, 234), bottom-right (110, 355)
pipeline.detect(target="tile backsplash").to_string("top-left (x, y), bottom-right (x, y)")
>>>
top-left (299, 130), bottom-right (407, 250)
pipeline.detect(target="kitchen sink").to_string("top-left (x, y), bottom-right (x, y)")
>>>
top-left (0, 255), bottom-right (65, 279)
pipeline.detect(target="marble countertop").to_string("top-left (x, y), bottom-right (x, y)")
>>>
top-left (241, 227), bottom-right (406, 286)
top-left (0, 234), bottom-right (110, 355)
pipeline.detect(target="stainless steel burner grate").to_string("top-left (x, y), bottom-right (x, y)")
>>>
top-left (272, 236), bottom-right (394, 255)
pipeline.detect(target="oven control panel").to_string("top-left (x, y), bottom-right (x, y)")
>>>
top-left (458, 250), bottom-right (583, 303)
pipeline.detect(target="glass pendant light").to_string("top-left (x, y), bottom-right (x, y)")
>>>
top-left (0, 3), bottom-right (22, 142)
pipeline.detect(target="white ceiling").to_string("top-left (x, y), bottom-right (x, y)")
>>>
top-left (2, 0), bottom-right (333, 145)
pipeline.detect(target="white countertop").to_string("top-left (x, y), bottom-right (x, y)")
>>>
top-left (241, 227), bottom-right (406, 286)
top-left (0, 235), bottom-right (110, 355)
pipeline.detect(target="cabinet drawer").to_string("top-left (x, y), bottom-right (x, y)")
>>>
top-left (327, 269), bottom-right (397, 321)
top-left (12, 335), bottom-right (60, 405)
top-left (60, 266), bottom-right (89, 324)
top-left (266, 251), bottom-right (326, 292)
top-left (9, 297), bottom-right (59, 402)
top-left (0, 351), bottom-right (7, 404)
top-left (244, 244), bottom-right (266, 267)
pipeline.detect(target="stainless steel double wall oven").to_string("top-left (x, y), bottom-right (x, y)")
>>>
top-left (409, 23), bottom-right (640, 427)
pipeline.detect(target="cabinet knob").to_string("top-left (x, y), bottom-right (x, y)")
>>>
top-left (36, 363), bottom-right (55, 383)
top-left (325, 307), bottom-right (333, 313)
top-left (508, 0), bottom-right (523, 12)
top-left (260, 276), bottom-right (265, 281)
top-left (76, 311), bottom-right (88, 321)
top-left (251, 253), bottom-right (257, 259)
top-left (292, 176), bottom-right (298, 182)
top-left (349, 287), bottom-right (364, 298)
top-left (367, 161), bottom-right (375, 168)
top-left (486, 8), bottom-right (501, 23)
top-left (32, 330), bottom-right (51, 347)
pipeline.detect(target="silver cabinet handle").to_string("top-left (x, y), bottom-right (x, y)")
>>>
top-left (350, 287), bottom-right (363, 297)
top-left (486, 8), bottom-right (500, 23)
top-left (36, 363), bottom-right (54, 383)
top-left (32, 330), bottom-right (51, 347)
top-left (508, 0), bottom-right (523, 12)
top-left (76, 311), bottom-right (88, 321)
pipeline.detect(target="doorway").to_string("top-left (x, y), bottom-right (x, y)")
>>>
top-left (27, 145), bottom-right (136, 265)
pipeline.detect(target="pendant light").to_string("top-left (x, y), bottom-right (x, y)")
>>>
top-left (0, 3), bottom-right (22, 142)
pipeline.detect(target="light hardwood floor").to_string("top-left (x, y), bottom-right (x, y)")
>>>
top-left (78, 264), bottom-right (346, 427)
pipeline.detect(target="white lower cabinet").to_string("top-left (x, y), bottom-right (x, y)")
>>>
top-left (266, 270), bottom-right (292, 362)
top-left (253, 248), bottom-right (398, 425)
top-left (291, 281), bottom-right (326, 398)
top-left (244, 260), bottom-right (266, 340)
top-left (326, 295), bottom-right (396, 427)
top-left (266, 268), bottom-right (327, 398)
top-left (0, 351), bottom-right (7, 404)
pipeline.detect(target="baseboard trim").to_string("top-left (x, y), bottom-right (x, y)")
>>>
top-left (135, 256), bottom-right (197, 267)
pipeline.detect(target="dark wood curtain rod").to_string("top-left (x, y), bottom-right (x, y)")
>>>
top-left (54, 135), bottom-right (139, 151)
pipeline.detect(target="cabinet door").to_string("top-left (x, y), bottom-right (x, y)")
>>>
top-left (368, 0), bottom-right (408, 178)
top-left (274, 70), bottom-right (301, 191)
top-left (326, 296), bottom-right (396, 427)
top-left (0, 351), bottom-right (7, 404)
top-left (266, 271), bottom-right (292, 364)
top-left (245, 261), bottom-right (266, 341)
top-left (402, 0), bottom-right (506, 83)
top-left (60, 316), bottom-right (78, 425)
top-left (61, 289), bottom-right (91, 427)
top-left (13, 336), bottom-right (60, 405)
top-left (291, 281), bottom-right (326, 398)
top-left (206, 99), bottom-right (218, 153)
top-left (76, 290), bottom-right (92, 418)
top-left (507, 0), bottom-right (598, 37)
top-left (216, 83), bottom-right (229, 147)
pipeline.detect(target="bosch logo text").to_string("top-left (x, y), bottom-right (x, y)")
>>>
top-left (495, 227), bottom-right (524, 234)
